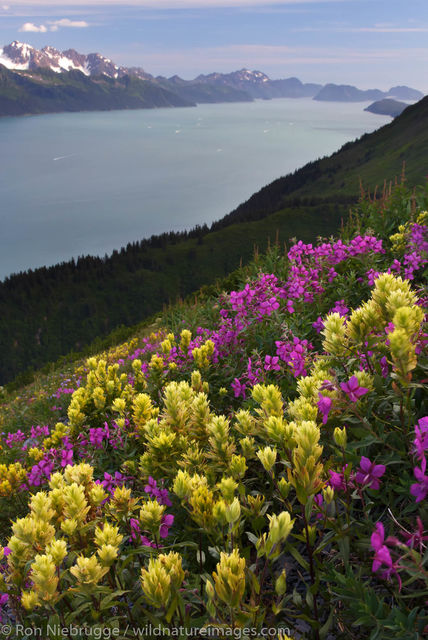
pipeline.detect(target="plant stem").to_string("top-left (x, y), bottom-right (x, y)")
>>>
top-left (302, 507), bottom-right (320, 640)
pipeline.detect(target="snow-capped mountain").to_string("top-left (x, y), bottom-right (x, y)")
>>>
top-left (0, 41), bottom-right (152, 80)
top-left (0, 41), bottom-right (423, 105)
top-left (196, 68), bottom-right (270, 87)
top-left (194, 68), bottom-right (322, 99)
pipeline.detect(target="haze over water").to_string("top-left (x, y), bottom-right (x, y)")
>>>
top-left (0, 98), bottom-right (390, 279)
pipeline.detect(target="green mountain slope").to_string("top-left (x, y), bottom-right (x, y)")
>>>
top-left (0, 66), bottom-right (194, 115)
top-left (1, 95), bottom-right (428, 385)
top-left (213, 96), bottom-right (428, 229)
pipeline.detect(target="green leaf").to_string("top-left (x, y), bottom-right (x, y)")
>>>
top-left (284, 542), bottom-right (310, 572)
top-left (319, 608), bottom-right (335, 639)
top-left (100, 590), bottom-right (129, 610)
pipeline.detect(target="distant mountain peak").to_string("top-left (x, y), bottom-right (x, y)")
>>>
top-left (0, 41), bottom-right (152, 80)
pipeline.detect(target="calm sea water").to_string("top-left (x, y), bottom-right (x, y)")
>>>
top-left (0, 99), bottom-right (390, 278)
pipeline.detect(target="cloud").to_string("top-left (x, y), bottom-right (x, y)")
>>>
top-left (48, 18), bottom-right (89, 28)
top-left (6, 0), bottom-right (348, 6)
top-left (19, 18), bottom-right (89, 32)
top-left (295, 25), bottom-right (428, 33)
top-left (1, 4), bottom-right (10, 9)
top-left (352, 27), bottom-right (428, 33)
top-left (19, 22), bottom-right (48, 32)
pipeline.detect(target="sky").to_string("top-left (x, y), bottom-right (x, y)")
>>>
top-left (1, 0), bottom-right (428, 90)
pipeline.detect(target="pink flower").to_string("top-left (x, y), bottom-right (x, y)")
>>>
top-left (355, 456), bottom-right (386, 490)
top-left (340, 376), bottom-right (369, 402)
top-left (370, 522), bottom-right (401, 587)
top-left (317, 393), bottom-right (332, 425)
top-left (231, 378), bottom-right (246, 399)
top-left (329, 469), bottom-right (346, 492)
top-left (60, 449), bottom-right (73, 468)
top-left (410, 457), bottom-right (428, 503)
top-left (403, 517), bottom-right (428, 552)
top-left (413, 417), bottom-right (428, 461)
top-left (160, 514), bottom-right (174, 538)
top-left (312, 316), bottom-right (324, 333)
top-left (371, 523), bottom-right (393, 572)
top-left (264, 355), bottom-right (281, 371)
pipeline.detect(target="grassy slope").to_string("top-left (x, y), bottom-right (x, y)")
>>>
top-left (217, 96), bottom-right (428, 228)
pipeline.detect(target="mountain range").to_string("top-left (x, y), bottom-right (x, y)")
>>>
top-left (0, 41), bottom-right (424, 117)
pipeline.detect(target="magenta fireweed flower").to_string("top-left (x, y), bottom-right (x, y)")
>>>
top-left (231, 378), bottom-right (246, 399)
top-left (403, 517), bottom-right (428, 551)
top-left (130, 514), bottom-right (174, 546)
top-left (379, 356), bottom-right (389, 378)
top-left (264, 355), bottom-right (281, 372)
top-left (5, 430), bottom-right (25, 448)
top-left (160, 514), bottom-right (174, 538)
top-left (30, 425), bottom-right (50, 439)
top-left (371, 523), bottom-right (393, 572)
top-left (331, 300), bottom-right (349, 316)
top-left (312, 316), bottom-right (324, 333)
top-left (328, 469), bottom-right (346, 492)
top-left (89, 427), bottom-right (106, 449)
top-left (28, 458), bottom-right (54, 487)
top-left (340, 376), bottom-right (369, 402)
top-left (371, 522), bottom-right (402, 587)
top-left (246, 358), bottom-right (262, 386)
top-left (317, 393), bottom-right (332, 425)
top-left (96, 471), bottom-right (126, 494)
top-left (144, 477), bottom-right (172, 506)
top-left (60, 449), bottom-right (73, 468)
top-left (413, 417), bottom-right (428, 461)
top-left (366, 269), bottom-right (380, 286)
top-left (355, 456), bottom-right (386, 490)
top-left (390, 259), bottom-right (402, 273)
top-left (410, 458), bottom-right (428, 503)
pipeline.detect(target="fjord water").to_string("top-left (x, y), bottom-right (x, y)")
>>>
top-left (0, 99), bottom-right (389, 279)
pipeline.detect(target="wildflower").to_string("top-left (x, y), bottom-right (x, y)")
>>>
top-left (60, 448), bottom-right (73, 468)
top-left (97, 471), bottom-right (126, 494)
top-left (371, 523), bottom-right (393, 572)
top-left (144, 477), bottom-right (172, 506)
top-left (355, 456), bottom-right (386, 490)
top-left (159, 514), bottom-right (174, 539)
top-left (370, 522), bottom-right (401, 587)
top-left (70, 555), bottom-right (108, 586)
top-left (402, 516), bottom-right (428, 553)
top-left (231, 377), bottom-right (246, 399)
top-left (257, 446), bottom-right (277, 473)
top-left (340, 375), bottom-right (369, 402)
top-left (264, 355), bottom-right (281, 372)
top-left (140, 556), bottom-right (173, 608)
top-left (333, 426), bottom-right (347, 448)
top-left (328, 469), bottom-right (346, 492)
top-left (410, 458), bottom-right (428, 503)
top-left (317, 393), bottom-right (332, 425)
top-left (212, 549), bottom-right (246, 608)
top-left (413, 417), bottom-right (428, 461)
top-left (312, 316), bottom-right (324, 333)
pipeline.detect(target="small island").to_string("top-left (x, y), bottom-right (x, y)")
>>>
top-left (365, 98), bottom-right (408, 118)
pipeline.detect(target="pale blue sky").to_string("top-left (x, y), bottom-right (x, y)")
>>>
top-left (1, 1), bottom-right (427, 90)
